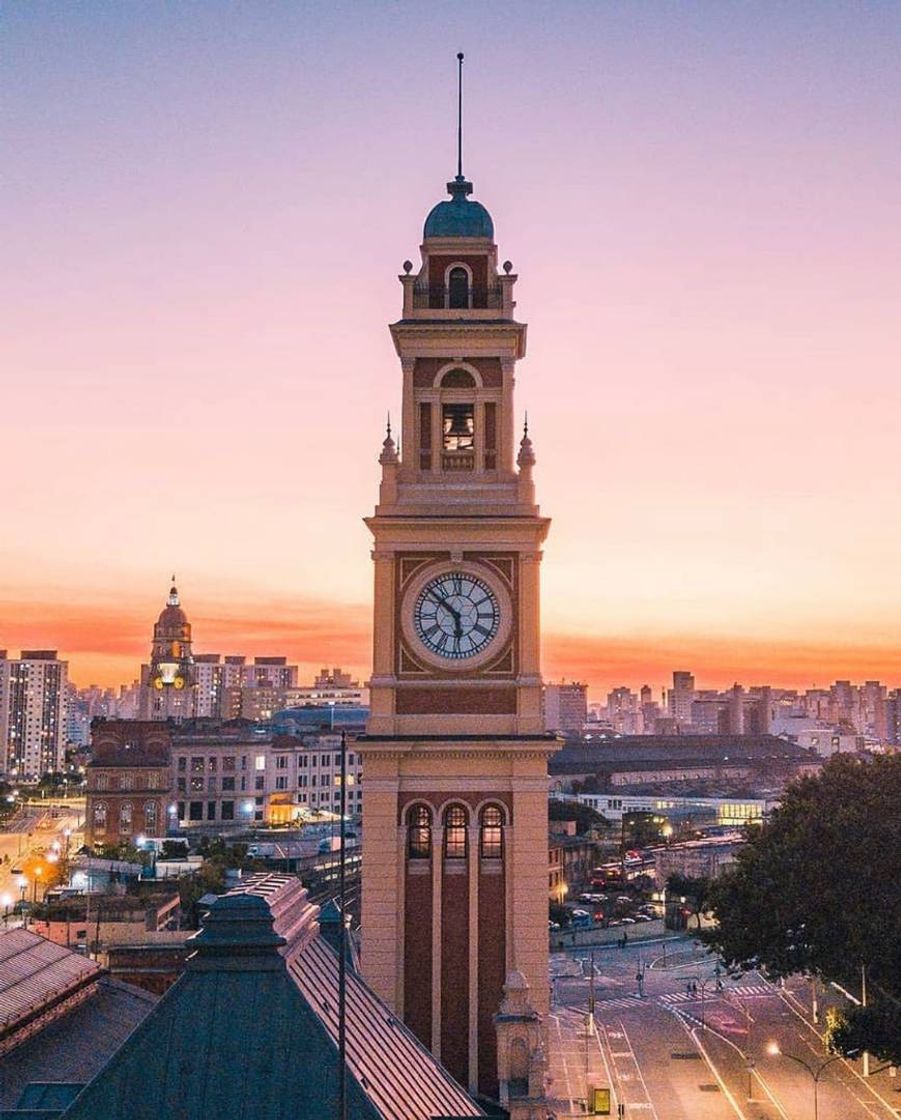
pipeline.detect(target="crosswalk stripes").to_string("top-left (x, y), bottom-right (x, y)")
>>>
top-left (592, 995), bottom-right (646, 1011)
top-left (659, 983), bottom-right (774, 1006)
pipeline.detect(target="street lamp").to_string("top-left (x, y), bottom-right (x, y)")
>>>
top-left (766, 1042), bottom-right (849, 1120)
top-left (18, 877), bottom-right (27, 928)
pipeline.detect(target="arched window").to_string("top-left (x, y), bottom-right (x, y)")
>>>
top-left (447, 266), bottom-right (470, 309)
top-left (144, 801), bottom-right (159, 831)
top-left (407, 804), bottom-right (432, 859)
top-left (480, 805), bottom-right (504, 859)
top-left (440, 367), bottom-right (476, 389)
top-left (93, 801), bottom-right (107, 831)
top-left (119, 802), bottom-right (133, 834)
top-left (444, 804), bottom-right (468, 859)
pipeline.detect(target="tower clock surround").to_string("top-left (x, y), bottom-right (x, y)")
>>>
top-left (400, 560), bottom-right (513, 671)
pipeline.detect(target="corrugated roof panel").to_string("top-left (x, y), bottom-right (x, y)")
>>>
top-left (0, 931), bottom-right (100, 1034)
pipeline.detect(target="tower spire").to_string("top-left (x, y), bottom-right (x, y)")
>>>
top-left (456, 52), bottom-right (464, 181)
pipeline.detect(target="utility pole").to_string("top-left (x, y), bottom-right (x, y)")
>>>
top-left (861, 964), bottom-right (869, 1078)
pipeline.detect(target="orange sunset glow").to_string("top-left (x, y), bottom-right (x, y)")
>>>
top-left (4, 5), bottom-right (901, 698)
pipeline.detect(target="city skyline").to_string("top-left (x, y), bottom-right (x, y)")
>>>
top-left (4, 4), bottom-right (901, 693)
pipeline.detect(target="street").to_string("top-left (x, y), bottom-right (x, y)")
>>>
top-left (548, 936), bottom-right (900, 1120)
top-left (0, 801), bottom-right (84, 916)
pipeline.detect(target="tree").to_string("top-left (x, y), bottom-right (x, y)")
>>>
top-left (701, 753), bottom-right (901, 1064)
top-left (666, 872), bottom-right (711, 931)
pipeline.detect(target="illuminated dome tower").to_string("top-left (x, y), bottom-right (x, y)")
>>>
top-left (139, 579), bottom-right (196, 721)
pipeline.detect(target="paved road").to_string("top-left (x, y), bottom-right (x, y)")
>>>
top-left (0, 803), bottom-right (84, 907)
top-left (549, 937), bottom-right (900, 1120)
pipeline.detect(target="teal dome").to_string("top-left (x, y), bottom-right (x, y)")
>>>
top-left (424, 176), bottom-right (494, 240)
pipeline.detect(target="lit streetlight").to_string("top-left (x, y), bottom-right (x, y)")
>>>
top-left (766, 1041), bottom-right (850, 1120)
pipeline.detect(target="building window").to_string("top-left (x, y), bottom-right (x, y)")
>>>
top-left (121, 772), bottom-right (133, 790)
top-left (254, 775), bottom-right (265, 791)
top-left (191, 756), bottom-right (204, 773)
top-left (93, 801), bottom-right (107, 831)
top-left (276, 776), bottom-right (288, 791)
top-left (95, 773), bottom-right (109, 791)
top-left (177, 757), bottom-right (186, 772)
top-left (221, 801), bottom-right (234, 821)
top-left (177, 777), bottom-right (186, 793)
top-left (440, 367), bottom-right (476, 389)
top-left (276, 755), bottom-right (288, 770)
top-left (144, 801), bottom-right (158, 831)
top-left (407, 804), bottom-right (432, 860)
top-left (191, 777), bottom-right (204, 792)
top-left (221, 776), bottom-right (235, 792)
top-left (447, 266), bottom-right (470, 309)
top-left (119, 802), bottom-right (133, 834)
top-left (189, 801), bottom-right (203, 821)
top-left (480, 805), bottom-right (504, 859)
top-left (444, 804), bottom-right (468, 859)
top-left (223, 756), bottom-right (236, 772)
top-left (208, 757), bottom-right (217, 772)
top-left (207, 801), bottom-right (216, 821)
top-left (255, 754), bottom-right (266, 771)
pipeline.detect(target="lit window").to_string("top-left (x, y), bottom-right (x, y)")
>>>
top-left (255, 754), bottom-right (266, 771)
top-left (408, 804), bottom-right (431, 859)
top-left (480, 805), bottom-right (504, 859)
top-left (444, 804), bottom-right (468, 859)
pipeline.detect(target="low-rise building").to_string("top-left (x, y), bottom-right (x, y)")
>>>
top-left (85, 722), bottom-right (172, 847)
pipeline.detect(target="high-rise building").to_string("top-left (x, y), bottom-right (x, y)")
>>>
top-left (138, 581), bottom-right (196, 722)
top-left (545, 680), bottom-right (589, 733)
top-left (356, 154), bottom-right (558, 1098)
top-left (668, 670), bottom-right (696, 728)
top-left (0, 649), bottom-right (68, 778)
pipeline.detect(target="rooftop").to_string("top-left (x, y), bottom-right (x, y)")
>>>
top-left (13, 874), bottom-right (481, 1120)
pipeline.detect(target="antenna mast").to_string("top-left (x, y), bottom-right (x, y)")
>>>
top-left (456, 51), bottom-right (464, 179)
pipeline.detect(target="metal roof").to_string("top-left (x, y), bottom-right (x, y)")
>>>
top-left (53, 878), bottom-right (481, 1120)
top-left (0, 930), bottom-right (100, 1039)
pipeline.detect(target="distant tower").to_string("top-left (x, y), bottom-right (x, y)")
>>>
top-left (139, 579), bottom-right (196, 721)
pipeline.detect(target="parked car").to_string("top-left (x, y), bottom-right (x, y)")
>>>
top-left (621, 917), bottom-right (637, 924)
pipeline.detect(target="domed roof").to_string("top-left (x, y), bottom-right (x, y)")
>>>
top-left (156, 582), bottom-right (188, 628)
top-left (157, 604), bottom-right (188, 628)
top-left (424, 176), bottom-right (494, 240)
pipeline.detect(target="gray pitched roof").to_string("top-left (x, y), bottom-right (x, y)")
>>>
top-left (54, 878), bottom-right (481, 1120)
top-left (0, 930), bottom-right (100, 1040)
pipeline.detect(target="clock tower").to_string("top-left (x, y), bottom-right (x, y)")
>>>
top-left (357, 140), bottom-right (559, 1098)
top-left (139, 579), bottom-right (196, 721)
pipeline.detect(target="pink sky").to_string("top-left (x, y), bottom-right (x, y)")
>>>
top-left (3, 4), bottom-right (901, 695)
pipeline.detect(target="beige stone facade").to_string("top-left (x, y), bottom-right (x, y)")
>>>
top-left (357, 174), bottom-right (559, 1098)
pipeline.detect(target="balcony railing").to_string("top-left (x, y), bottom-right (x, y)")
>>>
top-left (412, 283), bottom-right (504, 311)
top-left (441, 450), bottom-right (475, 471)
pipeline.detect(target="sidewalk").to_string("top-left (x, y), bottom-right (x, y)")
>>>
top-left (546, 1006), bottom-right (611, 1117)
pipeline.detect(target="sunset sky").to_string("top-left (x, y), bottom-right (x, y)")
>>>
top-left (4, 2), bottom-right (901, 696)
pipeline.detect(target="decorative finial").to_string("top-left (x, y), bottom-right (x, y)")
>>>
top-left (457, 52), bottom-right (464, 181)
top-left (380, 413), bottom-right (398, 465)
top-left (517, 415), bottom-right (535, 470)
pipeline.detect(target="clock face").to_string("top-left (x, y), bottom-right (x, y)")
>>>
top-left (413, 571), bottom-right (500, 660)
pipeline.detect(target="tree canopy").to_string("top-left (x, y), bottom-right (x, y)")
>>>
top-left (701, 753), bottom-right (901, 1063)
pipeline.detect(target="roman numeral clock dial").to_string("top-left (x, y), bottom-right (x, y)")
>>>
top-left (404, 567), bottom-right (511, 669)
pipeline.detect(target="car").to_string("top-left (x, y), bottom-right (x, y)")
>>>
top-left (577, 893), bottom-right (595, 903)
top-left (634, 914), bottom-right (653, 922)
top-left (606, 918), bottom-right (622, 927)
top-left (616, 896), bottom-right (631, 903)
top-left (549, 920), bottom-right (561, 930)
top-left (621, 917), bottom-right (637, 925)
